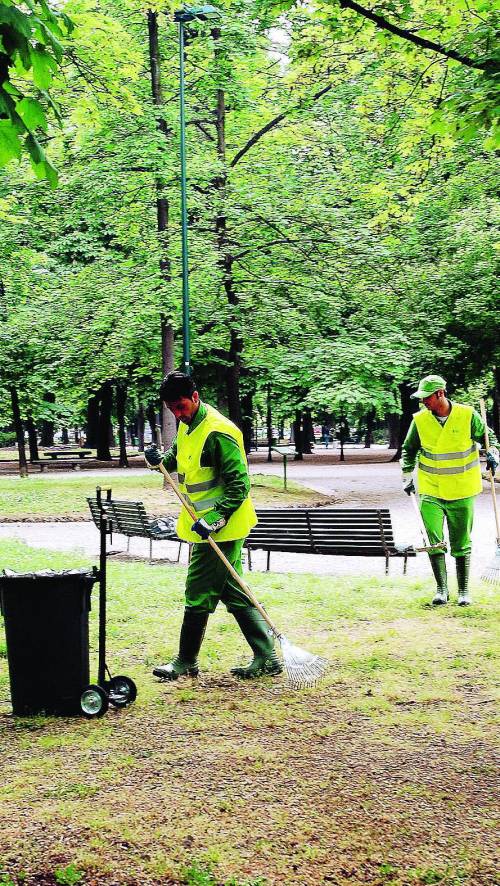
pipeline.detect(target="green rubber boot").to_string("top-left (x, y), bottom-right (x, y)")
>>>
top-left (430, 553), bottom-right (449, 605)
top-left (230, 607), bottom-right (283, 679)
top-left (456, 554), bottom-right (472, 606)
top-left (153, 609), bottom-right (209, 680)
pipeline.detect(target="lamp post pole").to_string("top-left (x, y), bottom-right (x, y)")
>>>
top-left (174, 5), bottom-right (221, 377)
top-left (178, 17), bottom-right (190, 375)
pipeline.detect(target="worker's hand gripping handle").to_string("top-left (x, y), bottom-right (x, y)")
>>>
top-left (157, 461), bottom-right (281, 639)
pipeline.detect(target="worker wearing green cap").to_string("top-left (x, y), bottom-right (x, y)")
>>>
top-left (144, 371), bottom-right (282, 681)
top-left (401, 375), bottom-right (499, 606)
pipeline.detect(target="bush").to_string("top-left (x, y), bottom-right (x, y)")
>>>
top-left (0, 431), bottom-right (16, 447)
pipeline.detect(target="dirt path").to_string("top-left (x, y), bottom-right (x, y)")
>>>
top-left (0, 676), bottom-right (497, 886)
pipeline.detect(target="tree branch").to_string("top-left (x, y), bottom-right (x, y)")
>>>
top-left (338, 0), bottom-right (498, 73)
top-left (230, 83), bottom-right (333, 167)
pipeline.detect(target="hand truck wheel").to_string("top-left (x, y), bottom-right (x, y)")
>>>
top-left (80, 684), bottom-right (109, 718)
top-left (106, 675), bottom-right (137, 708)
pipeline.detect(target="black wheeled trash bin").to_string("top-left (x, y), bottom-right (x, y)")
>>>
top-left (0, 568), bottom-right (97, 716)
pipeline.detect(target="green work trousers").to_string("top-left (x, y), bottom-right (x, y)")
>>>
top-left (420, 495), bottom-right (475, 558)
top-left (184, 539), bottom-right (250, 613)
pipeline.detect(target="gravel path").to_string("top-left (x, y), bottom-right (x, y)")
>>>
top-left (0, 449), bottom-right (496, 581)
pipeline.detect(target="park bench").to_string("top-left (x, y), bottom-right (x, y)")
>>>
top-left (31, 458), bottom-right (86, 472)
top-left (245, 508), bottom-right (415, 574)
top-left (87, 496), bottom-right (184, 564)
top-left (43, 449), bottom-right (92, 460)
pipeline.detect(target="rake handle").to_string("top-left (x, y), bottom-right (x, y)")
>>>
top-left (156, 461), bottom-right (281, 638)
top-left (479, 399), bottom-right (500, 541)
top-left (409, 490), bottom-right (432, 549)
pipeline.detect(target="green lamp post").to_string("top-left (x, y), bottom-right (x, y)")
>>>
top-left (174, 5), bottom-right (222, 375)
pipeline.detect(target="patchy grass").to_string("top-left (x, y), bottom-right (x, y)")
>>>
top-left (0, 472), bottom-right (328, 520)
top-left (0, 539), bottom-right (498, 886)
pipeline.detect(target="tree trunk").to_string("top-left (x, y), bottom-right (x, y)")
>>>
top-left (96, 382), bottom-right (113, 461)
top-left (391, 381), bottom-right (417, 462)
top-left (26, 415), bottom-right (39, 462)
top-left (240, 386), bottom-right (254, 454)
top-left (493, 366), bottom-right (500, 440)
top-left (86, 394), bottom-right (99, 449)
top-left (116, 383), bottom-right (129, 468)
top-left (266, 383), bottom-right (273, 462)
top-left (10, 386), bottom-right (27, 477)
top-left (147, 10), bottom-right (176, 440)
top-left (302, 407), bottom-right (314, 453)
top-left (40, 392), bottom-right (55, 446)
top-left (146, 403), bottom-right (159, 445)
top-left (137, 406), bottom-right (145, 451)
top-left (293, 410), bottom-right (304, 460)
top-left (211, 33), bottom-right (243, 427)
top-left (387, 413), bottom-right (399, 450)
top-left (161, 318), bottom-right (176, 446)
top-left (364, 407), bottom-right (375, 448)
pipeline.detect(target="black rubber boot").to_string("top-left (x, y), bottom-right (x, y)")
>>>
top-left (430, 553), bottom-right (449, 605)
top-left (230, 607), bottom-right (283, 679)
top-left (456, 554), bottom-right (472, 606)
top-left (153, 609), bottom-right (209, 680)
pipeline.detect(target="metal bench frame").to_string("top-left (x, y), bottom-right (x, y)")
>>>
top-left (88, 497), bottom-right (185, 564)
top-left (245, 508), bottom-right (415, 574)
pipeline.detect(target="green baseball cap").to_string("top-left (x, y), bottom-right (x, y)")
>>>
top-left (411, 375), bottom-right (447, 399)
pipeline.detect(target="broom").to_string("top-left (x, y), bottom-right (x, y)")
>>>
top-left (154, 457), bottom-right (329, 689)
top-left (479, 399), bottom-right (500, 586)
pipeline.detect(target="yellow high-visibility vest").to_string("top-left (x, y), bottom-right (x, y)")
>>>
top-left (176, 404), bottom-right (257, 542)
top-left (415, 403), bottom-right (482, 500)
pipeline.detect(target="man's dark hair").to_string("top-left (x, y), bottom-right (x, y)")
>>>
top-left (160, 371), bottom-right (198, 402)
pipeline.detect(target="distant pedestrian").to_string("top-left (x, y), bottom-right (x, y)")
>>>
top-left (321, 424), bottom-right (331, 448)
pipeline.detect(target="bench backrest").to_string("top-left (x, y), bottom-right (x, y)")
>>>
top-left (87, 498), bottom-right (151, 537)
top-left (246, 508), bottom-right (395, 556)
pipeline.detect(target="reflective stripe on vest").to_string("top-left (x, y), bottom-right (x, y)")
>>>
top-left (415, 403), bottom-right (482, 500)
top-left (175, 404), bottom-right (257, 542)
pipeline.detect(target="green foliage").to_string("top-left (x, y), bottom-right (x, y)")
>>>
top-left (0, 1), bottom-right (73, 182)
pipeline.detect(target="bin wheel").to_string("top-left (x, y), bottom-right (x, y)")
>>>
top-left (80, 684), bottom-right (109, 718)
top-left (107, 675), bottom-right (137, 708)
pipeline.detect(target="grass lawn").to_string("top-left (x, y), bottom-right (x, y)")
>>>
top-left (0, 472), bottom-right (329, 520)
top-left (0, 540), bottom-right (498, 886)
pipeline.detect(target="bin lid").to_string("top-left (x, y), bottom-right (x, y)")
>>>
top-left (1, 568), bottom-right (97, 582)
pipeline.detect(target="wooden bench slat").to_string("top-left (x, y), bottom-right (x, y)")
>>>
top-left (245, 506), bottom-right (413, 574)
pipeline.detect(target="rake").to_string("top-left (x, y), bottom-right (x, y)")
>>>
top-left (155, 458), bottom-right (329, 689)
top-left (479, 399), bottom-right (500, 587)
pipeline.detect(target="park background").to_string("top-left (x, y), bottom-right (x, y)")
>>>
top-left (0, 2), bottom-right (499, 886)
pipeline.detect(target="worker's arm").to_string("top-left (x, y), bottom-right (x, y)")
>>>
top-left (203, 432), bottom-right (250, 521)
top-left (190, 432), bottom-right (250, 539)
top-left (471, 410), bottom-right (499, 473)
top-left (400, 420), bottom-right (421, 475)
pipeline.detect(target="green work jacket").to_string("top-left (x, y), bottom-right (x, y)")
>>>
top-left (161, 402), bottom-right (257, 542)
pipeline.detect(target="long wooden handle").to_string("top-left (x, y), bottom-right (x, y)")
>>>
top-left (479, 399), bottom-right (500, 539)
top-left (156, 461), bottom-right (282, 638)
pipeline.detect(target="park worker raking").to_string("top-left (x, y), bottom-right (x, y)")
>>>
top-left (145, 371), bottom-right (282, 681)
top-left (401, 375), bottom-right (499, 606)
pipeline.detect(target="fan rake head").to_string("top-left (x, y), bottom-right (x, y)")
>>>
top-left (278, 635), bottom-right (329, 689)
top-left (481, 542), bottom-right (500, 587)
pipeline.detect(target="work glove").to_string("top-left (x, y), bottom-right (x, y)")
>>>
top-left (402, 474), bottom-right (415, 496)
top-left (191, 512), bottom-right (227, 539)
top-left (144, 445), bottom-right (163, 469)
top-left (486, 446), bottom-right (499, 476)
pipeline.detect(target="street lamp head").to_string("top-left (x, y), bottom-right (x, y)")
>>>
top-left (174, 5), bottom-right (222, 23)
